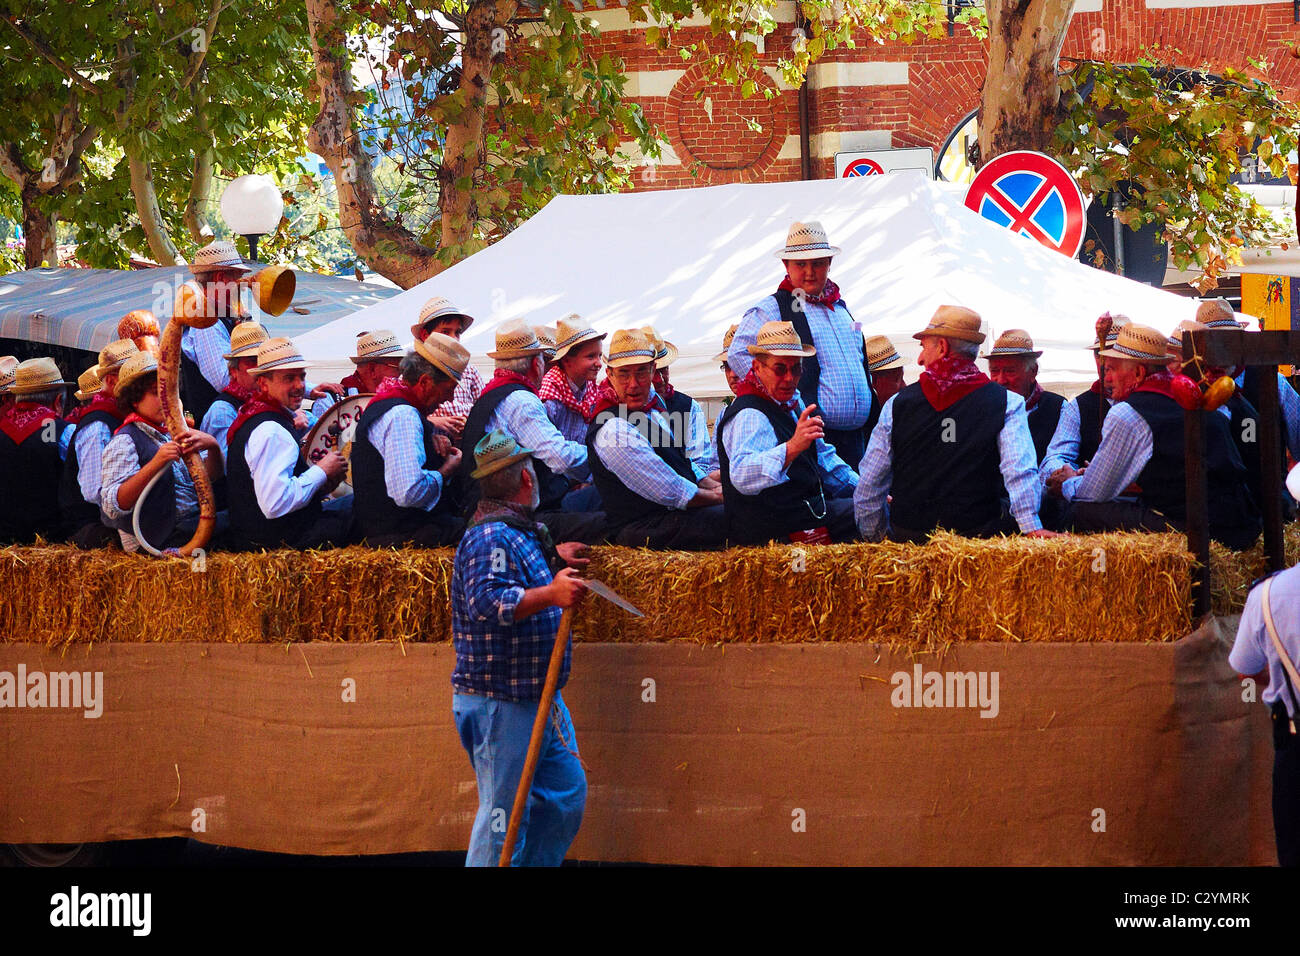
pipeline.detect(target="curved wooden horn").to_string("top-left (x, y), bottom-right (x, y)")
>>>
top-left (156, 279), bottom-right (218, 558)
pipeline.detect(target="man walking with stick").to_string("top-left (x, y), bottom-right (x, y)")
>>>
top-left (451, 429), bottom-right (590, 866)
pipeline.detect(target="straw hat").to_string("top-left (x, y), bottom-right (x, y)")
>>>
top-left (1166, 319), bottom-right (1208, 359)
top-left (1100, 324), bottom-right (1170, 364)
top-left (982, 329), bottom-right (1042, 359)
top-left (10, 357), bottom-right (69, 395)
top-left (864, 335), bottom-right (903, 372)
top-left (115, 351), bottom-right (160, 393)
top-left (224, 322), bottom-right (270, 360)
top-left (536, 325), bottom-right (558, 359)
top-left (748, 320), bottom-right (816, 358)
top-left (553, 315), bottom-right (606, 361)
top-left (190, 239), bottom-right (251, 276)
top-left (249, 337), bottom-right (309, 376)
top-left (640, 326), bottom-right (678, 368)
top-left (0, 355), bottom-right (17, 393)
top-left (413, 331), bottom-right (470, 383)
top-left (487, 318), bottom-right (547, 359)
top-left (96, 339), bottom-right (139, 376)
top-left (605, 328), bottom-right (659, 368)
top-left (912, 305), bottom-right (985, 344)
top-left (470, 428), bottom-right (534, 479)
top-left (1088, 314), bottom-right (1132, 351)
top-left (774, 220), bottom-right (842, 260)
top-left (74, 366), bottom-right (103, 401)
top-left (1196, 297), bottom-right (1247, 329)
top-left (412, 295), bottom-right (474, 338)
top-left (713, 324), bottom-right (739, 364)
top-left (350, 329), bottom-right (404, 365)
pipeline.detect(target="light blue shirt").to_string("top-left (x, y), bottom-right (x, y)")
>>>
top-left (72, 419), bottom-right (111, 504)
top-left (199, 399), bottom-right (237, 464)
top-left (720, 398), bottom-right (856, 497)
top-left (1230, 565), bottom-right (1300, 717)
top-left (1060, 402), bottom-right (1152, 503)
top-left (591, 402), bottom-right (699, 510)
top-left (1040, 392), bottom-right (1113, 481)
top-left (487, 389), bottom-right (588, 481)
top-left (368, 402), bottom-right (444, 510)
top-left (1234, 370), bottom-right (1300, 460)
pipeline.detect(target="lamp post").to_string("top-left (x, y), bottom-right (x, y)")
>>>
top-left (219, 174), bottom-right (284, 263)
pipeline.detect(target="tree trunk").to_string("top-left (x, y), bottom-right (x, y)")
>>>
top-left (20, 183), bottom-right (57, 269)
top-left (978, 0), bottom-right (1075, 164)
top-left (183, 81), bottom-right (215, 244)
top-left (304, 0), bottom-right (439, 289)
top-left (126, 141), bottom-right (183, 265)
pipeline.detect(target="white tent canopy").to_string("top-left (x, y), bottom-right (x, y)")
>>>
top-left (297, 176), bottom-right (1214, 399)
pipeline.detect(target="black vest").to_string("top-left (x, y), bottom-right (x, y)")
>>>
top-left (1075, 388), bottom-right (1108, 464)
top-left (1027, 391), bottom-right (1065, 464)
top-left (180, 313), bottom-right (240, 424)
top-left (1124, 390), bottom-right (1259, 550)
top-left (58, 408), bottom-right (124, 532)
top-left (351, 396), bottom-right (453, 539)
top-left (456, 383), bottom-right (571, 515)
top-left (716, 395), bottom-right (824, 544)
top-left (104, 422), bottom-right (179, 547)
top-left (1242, 367), bottom-right (1292, 469)
top-left (1225, 391), bottom-right (1265, 511)
top-left (0, 415), bottom-right (71, 544)
top-left (227, 409), bottom-right (324, 549)
top-left (585, 403), bottom-right (698, 528)
top-left (772, 290), bottom-right (873, 413)
top-left (889, 381), bottom-right (1008, 536)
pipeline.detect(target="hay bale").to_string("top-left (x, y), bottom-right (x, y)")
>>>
top-left (1210, 523), bottom-right (1300, 616)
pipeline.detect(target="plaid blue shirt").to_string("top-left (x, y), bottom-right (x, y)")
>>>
top-left (451, 520), bottom-right (567, 701)
top-left (721, 398), bottom-right (856, 496)
top-left (591, 394), bottom-right (699, 510)
top-left (1060, 401), bottom-right (1151, 503)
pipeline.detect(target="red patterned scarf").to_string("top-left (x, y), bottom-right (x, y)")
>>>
top-left (481, 369), bottom-right (538, 398)
top-left (117, 412), bottom-right (168, 437)
top-left (733, 368), bottom-right (799, 412)
top-left (66, 394), bottom-right (121, 426)
top-left (221, 382), bottom-right (253, 404)
top-left (586, 376), bottom-right (665, 422)
top-left (1023, 382), bottom-right (1044, 411)
top-left (0, 401), bottom-right (61, 445)
top-left (919, 355), bottom-right (991, 412)
top-left (371, 377), bottom-right (423, 408)
top-left (539, 366), bottom-right (598, 417)
top-left (778, 276), bottom-right (842, 309)
top-left (228, 397), bottom-right (289, 444)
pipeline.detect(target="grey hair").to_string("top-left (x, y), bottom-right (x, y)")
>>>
top-left (478, 458), bottom-right (531, 500)
top-left (495, 355), bottom-right (541, 376)
top-left (22, 388), bottom-right (64, 407)
top-left (947, 338), bottom-right (979, 360)
top-left (400, 351), bottom-right (450, 386)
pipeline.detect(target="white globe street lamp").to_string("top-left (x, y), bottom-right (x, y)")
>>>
top-left (220, 174), bottom-right (284, 263)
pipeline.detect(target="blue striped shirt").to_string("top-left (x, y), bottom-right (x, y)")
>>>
top-left (591, 399), bottom-right (699, 510)
top-left (1060, 402), bottom-right (1150, 503)
top-left (368, 403), bottom-right (444, 509)
top-left (72, 419), bottom-right (111, 505)
top-left (721, 398), bottom-right (856, 496)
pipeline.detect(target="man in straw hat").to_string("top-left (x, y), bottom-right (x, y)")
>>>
top-left (58, 340), bottom-right (137, 548)
top-left (413, 294), bottom-right (483, 438)
top-left (730, 220), bottom-right (875, 469)
top-left (1054, 323), bottom-right (1259, 550)
top-left (310, 328), bottom-right (406, 420)
top-left (225, 337), bottom-right (351, 551)
top-left (716, 320), bottom-right (858, 545)
top-left (585, 328), bottom-right (728, 550)
top-left (540, 315), bottom-right (607, 445)
top-left (863, 334), bottom-right (905, 444)
top-left (643, 325), bottom-right (718, 477)
top-left (982, 330), bottom-right (1064, 466)
top-left (456, 318), bottom-right (604, 544)
top-left (198, 321), bottom-right (268, 461)
top-left (351, 332), bottom-right (470, 548)
top-left (100, 351), bottom-right (225, 553)
top-left (0, 355), bottom-right (17, 411)
top-left (0, 357), bottom-right (74, 544)
top-left (854, 306), bottom-right (1057, 543)
top-left (451, 428), bottom-right (591, 866)
top-left (715, 324), bottom-right (742, 396)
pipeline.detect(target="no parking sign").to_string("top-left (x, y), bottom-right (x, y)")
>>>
top-left (964, 151), bottom-right (1086, 257)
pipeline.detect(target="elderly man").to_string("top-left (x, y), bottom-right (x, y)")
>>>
top-left (716, 321), bottom-right (858, 545)
top-left (351, 332), bottom-right (468, 548)
top-left (58, 339), bottom-right (137, 548)
top-left (0, 358), bottom-right (74, 544)
top-left (644, 326), bottom-right (717, 477)
top-left (863, 335), bottom-right (905, 444)
top-left (982, 330), bottom-right (1063, 465)
top-left (225, 337), bottom-right (351, 550)
top-left (451, 429), bottom-right (590, 867)
top-left (414, 295), bottom-right (483, 438)
top-left (310, 329), bottom-right (405, 419)
top-left (730, 221), bottom-right (873, 468)
top-left (586, 328), bottom-right (727, 549)
top-left (854, 306), bottom-right (1054, 543)
top-left (1055, 323), bottom-right (1259, 550)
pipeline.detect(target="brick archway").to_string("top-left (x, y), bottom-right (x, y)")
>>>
top-left (663, 64), bottom-right (787, 184)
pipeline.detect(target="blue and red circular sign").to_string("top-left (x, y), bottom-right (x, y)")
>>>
top-left (843, 157), bottom-right (884, 177)
top-left (964, 151), bottom-right (1086, 257)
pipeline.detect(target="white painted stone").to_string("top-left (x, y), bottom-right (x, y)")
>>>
top-left (810, 61), bottom-right (909, 88)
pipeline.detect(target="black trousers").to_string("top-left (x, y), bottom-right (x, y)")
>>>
top-left (537, 510), bottom-right (608, 546)
top-left (1067, 499), bottom-right (1177, 536)
top-left (611, 504), bottom-right (729, 551)
top-left (1276, 732), bottom-right (1300, 867)
top-left (743, 496), bottom-right (860, 545)
top-left (67, 521), bottom-right (121, 550)
top-left (360, 515), bottom-right (466, 549)
top-left (823, 426), bottom-right (867, 471)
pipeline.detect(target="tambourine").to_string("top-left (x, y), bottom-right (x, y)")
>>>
top-left (301, 394), bottom-right (372, 498)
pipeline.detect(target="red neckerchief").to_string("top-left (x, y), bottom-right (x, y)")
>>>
top-left (919, 355), bottom-right (991, 412)
top-left (222, 382), bottom-right (253, 404)
top-left (481, 369), bottom-right (538, 398)
top-left (117, 412), bottom-right (169, 437)
top-left (0, 401), bottom-right (60, 444)
top-left (652, 370), bottom-right (675, 401)
top-left (733, 368), bottom-right (799, 412)
top-left (1023, 382), bottom-right (1044, 411)
top-left (1089, 379), bottom-right (1103, 395)
top-left (371, 377), bottom-right (422, 408)
top-left (778, 276), bottom-right (842, 309)
top-left (586, 376), bottom-right (666, 421)
top-left (228, 397), bottom-right (288, 444)
top-left (340, 371), bottom-right (364, 392)
top-left (1132, 369), bottom-right (1200, 411)
top-left (538, 366), bottom-right (598, 417)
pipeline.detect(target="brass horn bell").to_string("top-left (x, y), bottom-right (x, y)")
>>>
top-left (243, 265), bottom-right (296, 317)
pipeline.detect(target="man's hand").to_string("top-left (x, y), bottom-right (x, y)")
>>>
top-left (784, 404), bottom-right (824, 469)
top-left (688, 485), bottom-right (724, 508)
top-left (178, 428), bottom-right (218, 456)
top-left (432, 434), bottom-right (452, 457)
top-left (1045, 464), bottom-right (1079, 500)
top-left (429, 413), bottom-right (466, 438)
top-left (151, 441), bottom-right (183, 468)
top-left (437, 445), bottom-right (463, 477)
top-left (556, 541), bottom-right (591, 569)
top-left (308, 382), bottom-right (344, 400)
top-left (698, 475), bottom-right (721, 492)
top-left (292, 409), bottom-right (311, 431)
top-left (1025, 528), bottom-right (1065, 539)
top-left (317, 450), bottom-right (347, 486)
top-left (548, 567), bottom-right (587, 609)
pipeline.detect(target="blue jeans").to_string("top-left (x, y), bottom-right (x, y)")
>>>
top-left (452, 691), bottom-right (586, 867)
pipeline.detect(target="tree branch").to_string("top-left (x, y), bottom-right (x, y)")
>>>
top-left (0, 15), bottom-right (101, 95)
top-left (179, 0), bottom-right (224, 90)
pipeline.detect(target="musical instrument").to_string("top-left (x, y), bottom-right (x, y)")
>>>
top-left (302, 394), bottom-right (371, 498)
top-left (117, 310), bottom-right (161, 355)
top-left (173, 264), bottom-right (296, 322)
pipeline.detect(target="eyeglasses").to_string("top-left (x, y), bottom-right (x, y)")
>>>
top-left (767, 362), bottom-right (801, 378)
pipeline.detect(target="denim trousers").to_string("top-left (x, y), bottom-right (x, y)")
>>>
top-left (452, 690), bottom-right (587, 867)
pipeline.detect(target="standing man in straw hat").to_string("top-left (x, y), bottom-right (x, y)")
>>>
top-left (0, 357), bottom-right (74, 543)
top-left (451, 429), bottom-right (590, 867)
top-left (413, 295), bottom-right (482, 438)
top-left (982, 330), bottom-right (1063, 465)
top-left (351, 332), bottom-right (469, 548)
top-left (59, 340), bottom-right (137, 548)
top-left (854, 306), bottom-right (1056, 543)
top-left (179, 239), bottom-right (258, 422)
top-left (730, 221), bottom-right (874, 469)
top-left (716, 321), bottom-right (858, 545)
top-left (643, 325), bottom-right (718, 477)
top-left (225, 337), bottom-right (351, 551)
top-left (863, 334), bottom-right (906, 444)
top-left (1055, 323), bottom-right (1260, 550)
top-left (585, 328), bottom-right (728, 549)
top-left (199, 321), bottom-right (267, 461)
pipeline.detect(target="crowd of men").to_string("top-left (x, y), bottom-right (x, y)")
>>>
top-left (1, 226), bottom-right (1296, 555)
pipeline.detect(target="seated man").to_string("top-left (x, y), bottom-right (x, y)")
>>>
top-left (310, 329), bottom-right (405, 419)
top-left (716, 321), bottom-right (858, 545)
top-left (414, 295), bottom-right (481, 439)
top-left (200, 321), bottom-right (267, 460)
top-left (643, 326), bottom-right (718, 477)
top-left (0, 358), bottom-right (74, 544)
top-left (863, 334), bottom-right (906, 444)
top-left (1041, 314), bottom-right (1129, 489)
top-left (982, 330), bottom-right (1063, 465)
top-left (225, 337), bottom-right (351, 551)
top-left (711, 324), bottom-right (741, 449)
top-left (1057, 323), bottom-right (1260, 551)
top-left (586, 328), bottom-right (727, 550)
top-left (59, 340), bottom-right (137, 548)
top-left (351, 332), bottom-right (469, 548)
top-left (854, 306), bottom-right (1054, 543)
top-left (100, 351), bottom-right (225, 553)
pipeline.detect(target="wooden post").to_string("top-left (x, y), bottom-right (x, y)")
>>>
top-left (1184, 404), bottom-right (1211, 619)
